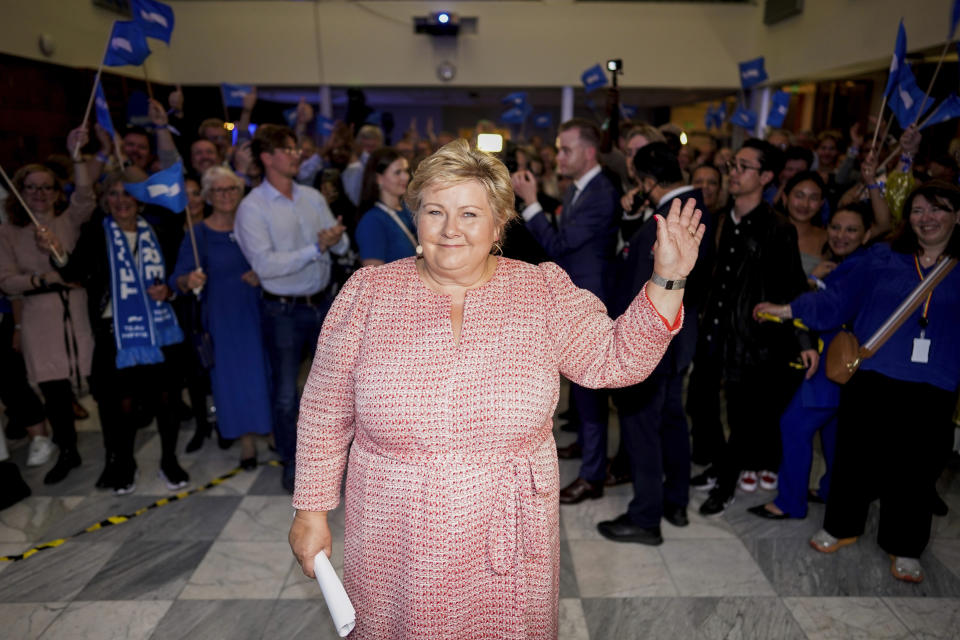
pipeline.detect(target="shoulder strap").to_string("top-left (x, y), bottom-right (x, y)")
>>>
top-left (860, 257), bottom-right (957, 358)
top-left (375, 203), bottom-right (417, 249)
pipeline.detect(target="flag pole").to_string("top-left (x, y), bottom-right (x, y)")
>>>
top-left (869, 95), bottom-right (889, 153)
top-left (112, 132), bottom-right (126, 171)
top-left (0, 165), bottom-right (65, 263)
top-left (184, 205), bottom-right (202, 271)
top-left (913, 40), bottom-right (952, 126)
top-left (143, 60), bottom-right (155, 101)
top-left (76, 35), bottom-right (113, 160)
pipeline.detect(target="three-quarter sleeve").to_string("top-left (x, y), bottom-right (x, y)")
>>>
top-left (293, 266), bottom-right (374, 511)
top-left (540, 261), bottom-right (681, 390)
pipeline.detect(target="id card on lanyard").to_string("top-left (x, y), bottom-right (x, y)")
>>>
top-left (911, 254), bottom-right (933, 363)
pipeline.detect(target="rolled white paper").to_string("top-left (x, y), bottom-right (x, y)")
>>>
top-left (314, 552), bottom-right (356, 637)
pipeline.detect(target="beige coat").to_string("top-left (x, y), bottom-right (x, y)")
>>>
top-left (0, 187), bottom-right (95, 384)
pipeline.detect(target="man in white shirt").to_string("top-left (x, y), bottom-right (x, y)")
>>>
top-left (235, 124), bottom-right (348, 493)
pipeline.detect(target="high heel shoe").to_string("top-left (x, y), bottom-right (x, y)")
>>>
top-left (240, 455), bottom-right (258, 471)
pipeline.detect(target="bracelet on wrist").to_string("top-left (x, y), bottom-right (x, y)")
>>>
top-left (154, 123), bottom-right (169, 131)
top-left (95, 151), bottom-right (109, 164)
top-left (650, 272), bottom-right (686, 290)
top-left (867, 182), bottom-right (883, 190)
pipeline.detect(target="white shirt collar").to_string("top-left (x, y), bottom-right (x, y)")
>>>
top-left (656, 185), bottom-right (695, 209)
top-left (261, 178), bottom-right (299, 202)
top-left (573, 164), bottom-right (603, 193)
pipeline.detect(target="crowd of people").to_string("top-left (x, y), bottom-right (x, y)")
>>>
top-left (1, 84), bottom-right (959, 600)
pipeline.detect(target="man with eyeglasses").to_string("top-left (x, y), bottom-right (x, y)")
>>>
top-left (689, 139), bottom-right (813, 516)
top-left (235, 124), bottom-right (348, 493)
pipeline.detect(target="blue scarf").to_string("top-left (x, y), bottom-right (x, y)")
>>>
top-left (104, 216), bottom-right (183, 369)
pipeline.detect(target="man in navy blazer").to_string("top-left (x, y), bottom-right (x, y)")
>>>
top-left (512, 118), bottom-right (621, 503)
top-left (597, 142), bottom-right (714, 544)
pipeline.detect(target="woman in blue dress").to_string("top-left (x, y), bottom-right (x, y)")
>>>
top-left (171, 166), bottom-right (272, 469)
top-left (355, 147), bottom-right (416, 266)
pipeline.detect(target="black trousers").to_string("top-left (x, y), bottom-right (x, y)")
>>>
top-left (687, 356), bottom-right (725, 466)
top-left (37, 379), bottom-right (77, 450)
top-left (823, 370), bottom-right (954, 557)
top-left (713, 365), bottom-right (802, 496)
top-left (0, 312), bottom-right (45, 431)
top-left (90, 323), bottom-right (181, 463)
top-left (613, 368), bottom-right (691, 527)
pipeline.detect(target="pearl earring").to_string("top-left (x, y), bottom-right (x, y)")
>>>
top-left (416, 244), bottom-right (423, 257)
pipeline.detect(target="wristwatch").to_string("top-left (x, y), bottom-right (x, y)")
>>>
top-left (650, 272), bottom-right (686, 290)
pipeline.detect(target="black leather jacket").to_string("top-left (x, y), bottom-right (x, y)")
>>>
top-left (700, 201), bottom-right (813, 380)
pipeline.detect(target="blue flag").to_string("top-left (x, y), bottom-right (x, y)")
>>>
top-left (103, 21), bottom-right (151, 67)
top-left (501, 103), bottom-right (532, 124)
top-left (533, 112), bottom-right (553, 129)
top-left (889, 63), bottom-right (932, 127)
top-left (130, 0), bottom-right (174, 44)
top-left (317, 114), bottom-right (335, 136)
top-left (221, 84), bottom-right (253, 108)
top-left (581, 64), bottom-right (608, 93)
top-left (705, 105), bottom-right (716, 131)
top-left (730, 105), bottom-right (758, 130)
top-left (739, 57), bottom-right (768, 89)
top-left (94, 82), bottom-right (115, 139)
top-left (951, 0), bottom-right (960, 40)
top-left (919, 94), bottom-right (960, 129)
top-left (124, 161), bottom-right (187, 213)
top-left (765, 91), bottom-right (791, 128)
top-left (884, 21), bottom-right (907, 100)
top-left (283, 107), bottom-right (298, 128)
top-left (502, 91), bottom-right (527, 107)
top-left (619, 104), bottom-right (638, 119)
top-left (705, 103), bottom-right (726, 130)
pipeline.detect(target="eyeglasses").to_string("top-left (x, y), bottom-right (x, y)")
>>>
top-left (278, 147), bottom-right (302, 156)
top-left (23, 184), bottom-right (55, 193)
top-left (725, 159), bottom-right (763, 174)
top-left (210, 186), bottom-right (241, 196)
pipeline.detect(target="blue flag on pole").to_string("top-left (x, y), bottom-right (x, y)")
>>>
top-left (919, 94), bottom-right (960, 129)
top-left (765, 91), bottom-right (792, 128)
top-left (283, 107), bottom-right (298, 128)
top-left (889, 63), bottom-right (932, 127)
top-left (533, 113), bottom-right (553, 129)
top-left (221, 84), bottom-right (253, 108)
top-left (705, 105), bottom-right (716, 131)
top-left (124, 161), bottom-right (187, 213)
top-left (317, 114), bottom-right (335, 136)
top-left (950, 0), bottom-right (960, 40)
top-left (619, 104), bottom-right (638, 119)
top-left (738, 57), bottom-right (768, 89)
top-left (581, 64), bottom-right (608, 93)
top-left (884, 21), bottom-right (907, 99)
top-left (502, 91), bottom-right (528, 107)
top-left (130, 0), bottom-right (175, 44)
top-left (730, 105), bottom-right (758, 130)
top-left (103, 21), bottom-right (151, 67)
top-left (94, 82), bottom-right (116, 139)
top-left (501, 103), bottom-right (532, 124)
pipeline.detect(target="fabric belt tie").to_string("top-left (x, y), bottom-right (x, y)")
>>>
top-left (353, 435), bottom-right (550, 577)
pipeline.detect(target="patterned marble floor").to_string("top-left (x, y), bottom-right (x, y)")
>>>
top-left (1, 393), bottom-right (959, 640)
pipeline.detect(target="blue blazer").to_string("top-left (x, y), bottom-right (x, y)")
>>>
top-left (525, 170), bottom-right (620, 303)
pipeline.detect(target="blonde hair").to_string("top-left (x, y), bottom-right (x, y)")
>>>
top-left (404, 139), bottom-right (517, 232)
top-left (201, 166), bottom-right (245, 203)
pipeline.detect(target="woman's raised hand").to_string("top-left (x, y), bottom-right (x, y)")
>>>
top-left (652, 197), bottom-right (705, 280)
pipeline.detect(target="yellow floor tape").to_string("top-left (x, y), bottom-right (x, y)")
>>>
top-left (0, 459), bottom-right (282, 563)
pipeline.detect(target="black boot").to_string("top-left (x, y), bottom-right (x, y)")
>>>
top-left (43, 448), bottom-right (81, 485)
top-left (96, 451), bottom-right (119, 489)
top-left (185, 422), bottom-right (211, 453)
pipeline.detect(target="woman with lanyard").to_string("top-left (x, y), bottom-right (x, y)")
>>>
top-left (0, 127), bottom-right (96, 485)
top-left (756, 181), bottom-right (960, 584)
top-left (48, 172), bottom-right (188, 495)
top-left (355, 147), bottom-right (416, 266)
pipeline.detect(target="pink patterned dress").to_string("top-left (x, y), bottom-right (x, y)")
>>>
top-left (293, 257), bottom-right (680, 639)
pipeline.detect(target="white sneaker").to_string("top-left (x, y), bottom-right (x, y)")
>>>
top-left (759, 471), bottom-right (778, 491)
top-left (739, 470), bottom-right (758, 493)
top-left (26, 436), bottom-right (55, 467)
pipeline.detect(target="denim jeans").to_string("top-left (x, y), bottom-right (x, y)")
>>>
top-left (261, 298), bottom-right (331, 467)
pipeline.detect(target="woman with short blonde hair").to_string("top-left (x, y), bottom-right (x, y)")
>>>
top-left (289, 140), bottom-right (705, 638)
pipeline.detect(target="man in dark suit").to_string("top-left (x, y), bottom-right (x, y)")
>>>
top-left (512, 118), bottom-right (621, 504)
top-left (595, 142), bottom-right (714, 545)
